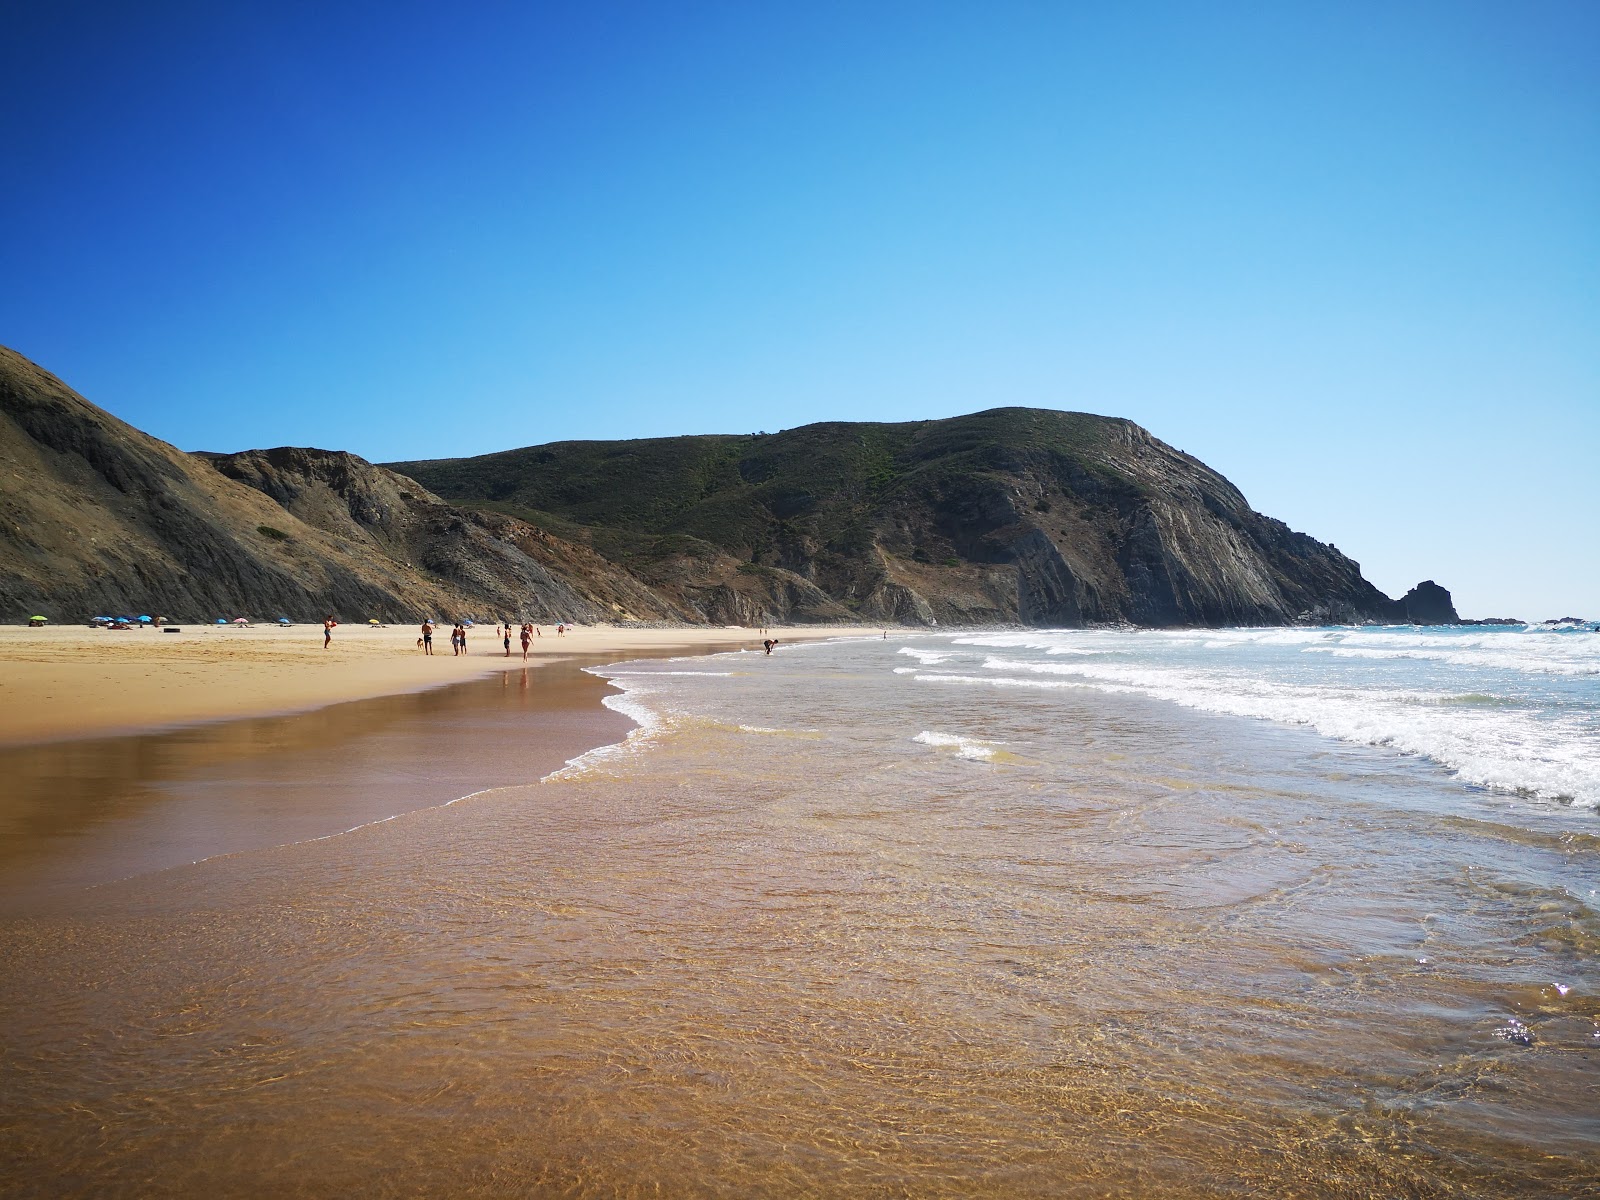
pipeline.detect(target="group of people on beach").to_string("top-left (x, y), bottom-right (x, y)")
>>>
top-left (322, 616), bottom-right (569, 654)
top-left (414, 619), bottom-right (565, 659)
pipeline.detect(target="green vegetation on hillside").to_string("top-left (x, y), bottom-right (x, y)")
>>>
top-left (388, 408), bottom-right (1122, 561)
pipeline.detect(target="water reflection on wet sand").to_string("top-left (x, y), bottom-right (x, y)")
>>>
top-left (0, 663), bottom-right (628, 910)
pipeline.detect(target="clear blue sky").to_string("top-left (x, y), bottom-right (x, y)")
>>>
top-left (2, 1), bottom-right (1595, 618)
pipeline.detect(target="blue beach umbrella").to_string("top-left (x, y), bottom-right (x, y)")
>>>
top-left (277, 617), bottom-right (291, 624)
top-left (137, 615), bottom-right (152, 623)
top-left (215, 618), bottom-right (228, 625)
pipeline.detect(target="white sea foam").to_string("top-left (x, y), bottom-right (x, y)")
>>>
top-left (543, 671), bottom-right (671, 781)
top-left (915, 672), bottom-right (1107, 692)
top-left (600, 670), bottom-right (736, 677)
top-left (912, 730), bottom-right (1005, 761)
top-left (937, 650), bottom-right (1599, 807)
top-left (1303, 644), bottom-right (1600, 676)
top-left (898, 646), bottom-right (956, 665)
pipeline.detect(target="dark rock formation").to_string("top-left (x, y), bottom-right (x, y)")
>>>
top-left (1393, 580), bottom-right (1460, 625)
top-left (390, 408), bottom-right (1417, 628)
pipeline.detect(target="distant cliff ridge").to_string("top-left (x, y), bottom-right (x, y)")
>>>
top-left (0, 343), bottom-right (1450, 627)
top-left (388, 409), bottom-right (1442, 628)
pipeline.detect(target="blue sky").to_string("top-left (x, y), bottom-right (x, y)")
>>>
top-left (2, 1), bottom-right (1595, 617)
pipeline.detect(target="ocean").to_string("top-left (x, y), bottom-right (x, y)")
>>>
top-left (2, 625), bottom-right (1595, 1196)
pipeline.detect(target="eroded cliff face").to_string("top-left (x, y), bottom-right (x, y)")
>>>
top-left (200, 447), bottom-right (675, 624)
top-left (0, 347), bottom-right (664, 623)
top-left (857, 423), bottom-right (1399, 627)
top-left (390, 404), bottom-right (1427, 630)
top-left (2, 342), bottom-right (1446, 629)
top-left (0, 347), bottom-right (463, 622)
top-left (392, 408), bottom-right (1407, 629)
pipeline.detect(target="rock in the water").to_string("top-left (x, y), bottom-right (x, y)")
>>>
top-left (1396, 580), bottom-right (1460, 625)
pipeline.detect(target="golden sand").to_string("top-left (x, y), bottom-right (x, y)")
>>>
top-left (0, 621), bottom-right (875, 746)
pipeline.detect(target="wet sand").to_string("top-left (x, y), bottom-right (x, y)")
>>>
top-left (0, 661), bottom-right (630, 912)
top-left (0, 623), bottom-right (869, 746)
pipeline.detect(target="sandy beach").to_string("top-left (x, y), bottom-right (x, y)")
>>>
top-left (0, 622), bottom-right (877, 746)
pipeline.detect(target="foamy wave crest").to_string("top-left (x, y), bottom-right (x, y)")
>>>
top-left (1303, 644), bottom-right (1600, 677)
top-left (913, 730), bottom-right (1005, 761)
top-left (952, 633), bottom-right (1071, 652)
top-left (542, 671), bottom-right (669, 781)
top-left (915, 672), bottom-right (1108, 692)
top-left (601, 670), bottom-right (735, 677)
top-left (1185, 628), bottom-right (1345, 648)
top-left (898, 646), bottom-right (957, 665)
top-left (954, 658), bottom-right (1600, 807)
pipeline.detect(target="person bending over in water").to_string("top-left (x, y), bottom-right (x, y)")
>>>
top-left (763, 639), bottom-right (774, 655)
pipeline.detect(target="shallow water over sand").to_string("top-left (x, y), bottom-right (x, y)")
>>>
top-left (0, 663), bottom-right (628, 911)
top-left (1, 638), bottom-right (1596, 1197)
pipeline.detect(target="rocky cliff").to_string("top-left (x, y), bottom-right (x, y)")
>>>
top-left (0, 346), bottom-right (650, 623)
top-left (200, 446), bottom-right (678, 623)
top-left (390, 408), bottom-right (1420, 628)
top-left (1, 343), bottom-right (1450, 629)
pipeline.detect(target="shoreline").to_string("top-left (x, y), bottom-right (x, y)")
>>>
top-left (0, 622), bottom-right (880, 748)
top-left (0, 635), bottom-right (876, 910)
top-left (0, 656), bottom-right (638, 911)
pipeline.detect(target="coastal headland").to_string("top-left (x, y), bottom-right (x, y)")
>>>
top-left (3, 344), bottom-right (1459, 633)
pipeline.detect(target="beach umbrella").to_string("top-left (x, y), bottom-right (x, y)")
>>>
top-left (277, 617), bottom-right (291, 624)
top-left (233, 617), bottom-right (250, 625)
top-left (30, 615), bottom-right (47, 621)
top-left (215, 618), bottom-right (228, 625)
top-left (92, 616), bottom-right (111, 623)
top-left (137, 615), bottom-right (152, 623)
top-left (369, 618), bottom-right (381, 625)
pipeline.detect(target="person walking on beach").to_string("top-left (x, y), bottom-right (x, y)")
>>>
top-left (520, 623), bottom-right (532, 660)
top-left (323, 616), bottom-right (337, 649)
top-left (501, 623), bottom-right (512, 657)
top-left (420, 620), bottom-right (435, 655)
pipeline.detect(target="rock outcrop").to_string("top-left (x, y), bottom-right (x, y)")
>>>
top-left (1392, 579), bottom-right (1460, 625)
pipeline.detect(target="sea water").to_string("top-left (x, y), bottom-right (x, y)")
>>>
top-left (1, 625), bottom-right (1595, 1196)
